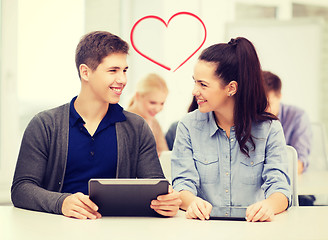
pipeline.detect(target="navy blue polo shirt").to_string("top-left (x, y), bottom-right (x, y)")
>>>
top-left (62, 96), bottom-right (126, 195)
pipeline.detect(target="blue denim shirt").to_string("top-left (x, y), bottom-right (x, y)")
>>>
top-left (171, 110), bottom-right (291, 208)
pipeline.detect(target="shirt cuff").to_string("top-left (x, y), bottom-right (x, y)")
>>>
top-left (266, 189), bottom-right (292, 208)
top-left (173, 181), bottom-right (197, 196)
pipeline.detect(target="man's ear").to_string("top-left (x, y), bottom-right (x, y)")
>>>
top-left (227, 81), bottom-right (238, 97)
top-left (79, 64), bottom-right (90, 81)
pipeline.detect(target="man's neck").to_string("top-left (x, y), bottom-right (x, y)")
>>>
top-left (75, 94), bottom-right (108, 120)
top-left (74, 91), bottom-right (109, 136)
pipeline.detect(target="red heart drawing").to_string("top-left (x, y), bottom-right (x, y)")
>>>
top-left (130, 12), bottom-right (207, 72)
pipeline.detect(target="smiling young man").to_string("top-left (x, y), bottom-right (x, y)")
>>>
top-left (11, 31), bottom-right (181, 219)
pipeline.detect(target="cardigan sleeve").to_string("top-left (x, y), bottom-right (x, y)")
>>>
top-left (11, 113), bottom-right (71, 214)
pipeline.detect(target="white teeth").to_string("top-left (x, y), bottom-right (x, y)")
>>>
top-left (197, 99), bottom-right (206, 103)
top-left (111, 88), bottom-right (122, 92)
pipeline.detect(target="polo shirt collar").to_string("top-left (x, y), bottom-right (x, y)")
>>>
top-left (102, 103), bottom-right (126, 126)
top-left (69, 96), bottom-right (84, 127)
top-left (69, 96), bottom-right (126, 129)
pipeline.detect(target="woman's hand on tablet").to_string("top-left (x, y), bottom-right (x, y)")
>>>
top-left (150, 185), bottom-right (182, 217)
top-left (246, 192), bottom-right (288, 222)
top-left (246, 200), bottom-right (274, 222)
top-left (185, 197), bottom-right (212, 221)
top-left (62, 192), bottom-right (101, 220)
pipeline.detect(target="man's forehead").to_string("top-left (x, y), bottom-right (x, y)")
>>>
top-left (101, 53), bottom-right (128, 66)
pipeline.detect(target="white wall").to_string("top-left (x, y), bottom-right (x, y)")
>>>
top-left (17, 0), bottom-right (84, 108)
top-left (0, 0), bottom-right (19, 202)
top-left (0, 0), bottom-right (85, 203)
top-left (17, 0), bottom-right (85, 135)
top-left (85, 0), bottom-right (121, 34)
top-left (226, 18), bottom-right (323, 122)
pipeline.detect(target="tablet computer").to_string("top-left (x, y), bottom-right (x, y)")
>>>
top-left (89, 179), bottom-right (169, 217)
top-left (209, 206), bottom-right (247, 221)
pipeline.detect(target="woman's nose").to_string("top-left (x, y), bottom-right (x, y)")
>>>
top-left (192, 87), bottom-right (200, 96)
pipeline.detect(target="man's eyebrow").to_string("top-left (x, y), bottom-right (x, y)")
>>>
top-left (107, 66), bottom-right (129, 69)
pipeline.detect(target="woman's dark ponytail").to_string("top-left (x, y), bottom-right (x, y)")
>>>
top-left (199, 37), bottom-right (277, 157)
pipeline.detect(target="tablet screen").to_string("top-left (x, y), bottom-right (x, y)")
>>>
top-left (89, 179), bottom-right (169, 217)
top-left (209, 206), bottom-right (247, 221)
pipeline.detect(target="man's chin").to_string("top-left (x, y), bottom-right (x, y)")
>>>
top-left (107, 98), bottom-right (120, 104)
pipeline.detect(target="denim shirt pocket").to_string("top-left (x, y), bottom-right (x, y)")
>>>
top-left (239, 154), bottom-right (265, 185)
top-left (193, 152), bottom-right (219, 184)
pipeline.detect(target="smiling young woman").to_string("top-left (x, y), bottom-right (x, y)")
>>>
top-left (171, 37), bottom-right (291, 222)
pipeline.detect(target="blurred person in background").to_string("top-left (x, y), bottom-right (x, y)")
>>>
top-left (263, 71), bottom-right (312, 175)
top-left (128, 73), bottom-right (169, 155)
top-left (263, 70), bottom-right (314, 206)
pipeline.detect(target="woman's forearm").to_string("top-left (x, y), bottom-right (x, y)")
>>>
top-left (179, 190), bottom-right (197, 210)
top-left (267, 192), bottom-right (289, 214)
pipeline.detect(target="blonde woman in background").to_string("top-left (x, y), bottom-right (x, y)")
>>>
top-left (128, 73), bottom-right (169, 155)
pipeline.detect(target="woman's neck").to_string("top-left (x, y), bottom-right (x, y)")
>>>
top-left (213, 109), bottom-right (234, 138)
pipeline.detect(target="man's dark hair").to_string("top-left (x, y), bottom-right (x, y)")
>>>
top-left (262, 71), bottom-right (282, 94)
top-left (75, 31), bottom-right (129, 78)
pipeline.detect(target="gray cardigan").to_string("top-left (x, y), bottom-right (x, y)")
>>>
top-left (11, 103), bottom-right (164, 214)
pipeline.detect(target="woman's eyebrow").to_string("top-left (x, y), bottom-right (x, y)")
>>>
top-left (193, 76), bottom-right (208, 83)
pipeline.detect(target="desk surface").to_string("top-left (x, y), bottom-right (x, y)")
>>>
top-left (298, 170), bottom-right (328, 195)
top-left (1, 206), bottom-right (328, 240)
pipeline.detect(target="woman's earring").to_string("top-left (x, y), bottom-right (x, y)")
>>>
top-left (229, 93), bottom-right (232, 97)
